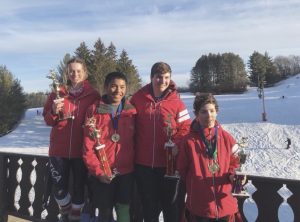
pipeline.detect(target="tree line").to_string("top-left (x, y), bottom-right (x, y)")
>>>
top-left (0, 66), bottom-right (26, 135)
top-left (56, 39), bottom-right (142, 95)
top-left (189, 51), bottom-right (300, 93)
top-left (1, 45), bottom-right (300, 135)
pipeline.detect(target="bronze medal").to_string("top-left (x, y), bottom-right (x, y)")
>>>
top-left (111, 133), bottom-right (120, 142)
top-left (208, 161), bottom-right (220, 174)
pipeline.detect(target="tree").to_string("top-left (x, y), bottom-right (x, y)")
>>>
top-left (0, 66), bottom-right (26, 134)
top-left (91, 38), bottom-right (108, 93)
top-left (190, 53), bottom-right (248, 93)
top-left (25, 92), bottom-right (47, 108)
top-left (75, 42), bottom-right (95, 85)
top-left (248, 51), bottom-right (268, 86)
top-left (57, 53), bottom-right (71, 83)
top-left (117, 50), bottom-right (142, 94)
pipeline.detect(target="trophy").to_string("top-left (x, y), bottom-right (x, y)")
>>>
top-left (232, 137), bottom-right (249, 196)
top-left (86, 117), bottom-right (117, 179)
top-left (46, 69), bottom-right (74, 121)
top-left (164, 114), bottom-right (180, 179)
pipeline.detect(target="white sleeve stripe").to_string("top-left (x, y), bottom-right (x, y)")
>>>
top-left (232, 144), bottom-right (239, 155)
top-left (179, 109), bottom-right (189, 117)
top-left (178, 114), bottom-right (190, 123)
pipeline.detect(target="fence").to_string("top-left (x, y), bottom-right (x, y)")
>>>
top-left (0, 152), bottom-right (299, 222)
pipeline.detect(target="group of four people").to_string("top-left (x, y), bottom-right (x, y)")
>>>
top-left (43, 58), bottom-right (242, 222)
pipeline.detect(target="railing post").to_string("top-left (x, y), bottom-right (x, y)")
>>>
top-left (287, 183), bottom-right (300, 221)
top-left (0, 154), bottom-right (8, 222)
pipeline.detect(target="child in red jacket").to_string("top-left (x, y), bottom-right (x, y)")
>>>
top-left (177, 93), bottom-right (242, 222)
top-left (83, 72), bottom-right (136, 222)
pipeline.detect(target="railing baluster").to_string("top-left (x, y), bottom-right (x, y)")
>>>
top-left (1, 152), bottom-right (300, 222)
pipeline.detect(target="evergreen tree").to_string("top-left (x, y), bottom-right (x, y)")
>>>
top-left (0, 66), bottom-right (26, 134)
top-left (25, 92), bottom-right (47, 108)
top-left (264, 52), bottom-right (280, 85)
top-left (248, 51), bottom-right (267, 86)
top-left (75, 42), bottom-right (95, 85)
top-left (117, 50), bottom-right (141, 94)
top-left (57, 53), bottom-right (71, 83)
top-left (91, 38), bottom-right (107, 93)
top-left (190, 53), bottom-right (248, 93)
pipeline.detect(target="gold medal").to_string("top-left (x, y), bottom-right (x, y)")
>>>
top-left (208, 161), bottom-right (220, 174)
top-left (111, 133), bottom-right (120, 142)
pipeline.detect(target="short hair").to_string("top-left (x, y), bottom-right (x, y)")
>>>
top-left (150, 62), bottom-right (172, 78)
top-left (193, 93), bottom-right (219, 116)
top-left (104, 72), bottom-right (128, 88)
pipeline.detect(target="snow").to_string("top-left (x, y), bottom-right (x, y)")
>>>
top-left (1, 75), bottom-right (300, 177)
top-left (0, 74), bottom-right (299, 222)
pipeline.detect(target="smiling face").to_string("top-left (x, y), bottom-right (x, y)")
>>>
top-left (105, 78), bottom-right (127, 105)
top-left (151, 72), bottom-right (171, 97)
top-left (67, 62), bottom-right (87, 87)
top-left (196, 103), bottom-right (217, 128)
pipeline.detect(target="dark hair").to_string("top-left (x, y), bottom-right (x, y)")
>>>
top-left (150, 62), bottom-right (172, 78)
top-left (193, 93), bottom-right (219, 115)
top-left (104, 72), bottom-right (128, 87)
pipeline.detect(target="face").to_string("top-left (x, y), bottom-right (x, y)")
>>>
top-left (151, 72), bottom-right (171, 96)
top-left (105, 78), bottom-right (127, 105)
top-left (68, 62), bottom-right (87, 86)
top-left (196, 103), bottom-right (217, 128)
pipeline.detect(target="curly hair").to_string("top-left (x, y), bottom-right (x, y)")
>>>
top-left (193, 93), bottom-right (219, 116)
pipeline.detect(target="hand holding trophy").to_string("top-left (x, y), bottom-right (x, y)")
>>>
top-left (85, 117), bottom-right (117, 182)
top-left (47, 70), bottom-right (65, 120)
top-left (232, 137), bottom-right (249, 197)
top-left (164, 114), bottom-right (180, 179)
top-left (47, 69), bottom-right (75, 121)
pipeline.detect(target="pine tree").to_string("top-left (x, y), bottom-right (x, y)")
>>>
top-left (0, 66), bottom-right (26, 134)
top-left (91, 38), bottom-right (107, 93)
top-left (57, 53), bottom-right (71, 83)
top-left (75, 42), bottom-right (95, 85)
top-left (117, 50), bottom-right (141, 94)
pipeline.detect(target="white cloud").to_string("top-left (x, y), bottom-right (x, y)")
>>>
top-left (1, 0), bottom-right (300, 92)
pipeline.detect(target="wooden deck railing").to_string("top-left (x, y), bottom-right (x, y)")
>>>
top-left (0, 152), bottom-right (299, 222)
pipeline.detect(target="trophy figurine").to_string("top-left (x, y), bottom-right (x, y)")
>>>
top-left (86, 117), bottom-right (117, 179)
top-left (47, 69), bottom-right (74, 121)
top-left (164, 115), bottom-right (180, 179)
top-left (232, 137), bottom-right (249, 196)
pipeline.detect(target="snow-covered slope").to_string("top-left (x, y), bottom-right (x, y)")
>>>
top-left (0, 74), bottom-right (300, 179)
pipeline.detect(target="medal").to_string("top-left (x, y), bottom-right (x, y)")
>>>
top-left (208, 161), bottom-right (220, 174)
top-left (111, 133), bottom-right (120, 142)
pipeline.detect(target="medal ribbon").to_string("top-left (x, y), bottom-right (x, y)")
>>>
top-left (110, 102), bottom-right (123, 131)
top-left (199, 126), bottom-right (218, 160)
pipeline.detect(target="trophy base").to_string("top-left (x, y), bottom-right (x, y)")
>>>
top-left (164, 173), bottom-right (180, 180)
top-left (232, 190), bottom-right (250, 197)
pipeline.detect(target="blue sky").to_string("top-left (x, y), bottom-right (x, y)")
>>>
top-left (1, 0), bottom-right (300, 92)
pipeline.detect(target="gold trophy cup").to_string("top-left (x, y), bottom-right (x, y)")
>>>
top-left (164, 114), bottom-right (180, 179)
top-left (232, 137), bottom-right (249, 197)
top-left (47, 70), bottom-right (74, 121)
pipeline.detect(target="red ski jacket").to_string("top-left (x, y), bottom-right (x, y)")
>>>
top-left (177, 120), bottom-right (240, 219)
top-left (43, 80), bottom-right (100, 158)
top-left (83, 97), bottom-right (136, 177)
top-left (131, 81), bottom-right (191, 168)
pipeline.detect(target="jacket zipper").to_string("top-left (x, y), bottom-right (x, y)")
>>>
top-left (68, 99), bottom-right (76, 159)
top-left (212, 173), bottom-right (219, 219)
top-left (151, 102), bottom-right (156, 168)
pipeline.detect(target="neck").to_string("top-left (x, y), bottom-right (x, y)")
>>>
top-left (71, 82), bottom-right (83, 89)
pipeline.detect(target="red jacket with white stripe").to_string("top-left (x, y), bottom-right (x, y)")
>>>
top-left (130, 81), bottom-right (191, 168)
top-left (43, 80), bottom-right (100, 158)
top-left (176, 120), bottom-right (240, 219)
top-left (83, 97), bottom-right (136, 177)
